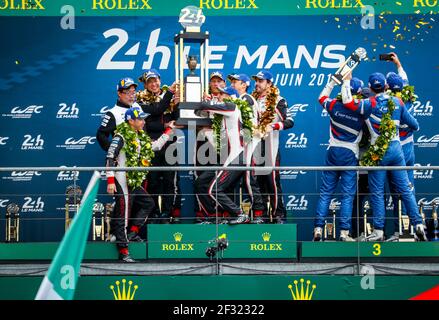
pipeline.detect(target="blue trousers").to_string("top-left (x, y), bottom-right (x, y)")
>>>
top-left (390, 141), bottom-right (415, 221)
top-left (369, 141), bottom-right (421, 230)
top-left (315, 147), bottom-right (357, 231)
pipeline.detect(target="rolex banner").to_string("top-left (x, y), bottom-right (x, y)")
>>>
top-left (35, 171), bottom-right (100, 300)
top-left (148, 225), bottom-right (297, 259)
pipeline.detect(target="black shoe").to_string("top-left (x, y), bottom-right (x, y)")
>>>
top-left (229, 214), bottom-right (250, 225)
top-left (251, 216), bottom-right (264, 224)
top-left (119, 253), bottom-right (136, 263)
top-left (127, 232), bottom-right (144, 242)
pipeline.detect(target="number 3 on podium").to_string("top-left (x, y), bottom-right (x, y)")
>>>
top-left (372, 243), bottom-right (381, 256)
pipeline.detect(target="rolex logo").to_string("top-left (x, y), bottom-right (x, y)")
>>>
top-left (110, 279), bottom-right (138, 300)
top-left (250, 232), bottom-right (282, 251)
top-left (173, 232), bottom-right (183, 242)
top-left (288, 279), bottom-right (316, 300)
top-left (262, 232), bottom-right (271, 242)
top-left (162, 232), bottom-right (194, 251)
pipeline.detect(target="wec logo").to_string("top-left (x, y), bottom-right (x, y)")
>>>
top-left (415, 134), bottom-right (439, 148)
top-left (280, 170), bottom-right (307, 180)
top-left (0, 137), bottom-right (9, 145)
top-left (11, 105), bottom-right (43, 114)
top-left (418, 197), bottom-right (439, 210)
top-left (0, 200), bottom-right (9, 208)
top-left (100, 106), bottom-right (112, 113)
top-left (288, 104), bottom-right (308, 117)
top-left (92, 106), bottom-right (111, 117)
top-left (2, 105), bottom-right (43, 119)
top-left (57, 103), bottom-right (79, 119)
top-left (58, 136), bottom-right (96, 150)
top-left (65, 137), bottom-right (96, 145)
top-left (3, 171), bottom-right (42, 182)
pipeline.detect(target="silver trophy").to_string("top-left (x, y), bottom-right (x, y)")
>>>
top-left (362, 200), bottom-right (372, 239)
top-left (331, 47), bottom-right (367, 85)
top-left (92, 201), bottom-right (105, 241)
top-left (105, 203), bottom-right (114, 242)
top-left (65, 185), bottom-right (82, 232)
top-left (429, 201), bottom-right (439, 241)
top-left (324, 203), bottom-right (337, 241)
top-left (174, 6), bottom-right (211, 126)
top-left (5, 203), bottom-right (20, 242)
top-left (420, 201), bottom-right (428, 238)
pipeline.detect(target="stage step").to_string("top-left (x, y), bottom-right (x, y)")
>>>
top-left (0, 242), bottom-right (146, 261)
top-left (301, 242), bottom-right (439, 260)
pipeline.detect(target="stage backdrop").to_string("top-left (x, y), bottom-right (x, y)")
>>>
top-left (0, 1), bottom-right (438, 242)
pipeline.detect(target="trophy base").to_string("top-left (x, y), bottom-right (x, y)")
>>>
top-left (177, 102), bottom-right (212, 126)
top-left (176, 118), bottom-right (212, 126)
top-left (399, 235), bottom-right (416, 242)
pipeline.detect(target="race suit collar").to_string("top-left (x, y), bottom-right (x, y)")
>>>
top-left (116, 99), bottom-right (131, 109)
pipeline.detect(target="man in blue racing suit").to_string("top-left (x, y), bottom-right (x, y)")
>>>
top-left (341, 71), bottom-right (426, 241)
top-left (314, 77), bottom-right (367, 241)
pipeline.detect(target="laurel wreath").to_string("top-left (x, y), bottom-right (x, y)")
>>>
top-left (252, 86), bottom-right (279, 134)
top-left (211, 99), bottom-right (254, 154)
top-left (114, 122), bottom-right (154, 188)
top-left (387, 85), bottom-right (417, 104)
top-left (360, 98), bottom-right (397, 166)
top-left (226, 98), bottom-right (254, 143)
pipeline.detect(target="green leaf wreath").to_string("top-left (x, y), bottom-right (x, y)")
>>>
top-left (211, 99), bottom-right (254, 154)
top-left (114, 122), bottom-right (155, 188)
top-left (360, 98), bottom-right (397, 166)
top-left (212, 114), bottom-right (223, 154)
top-left (225, 98), bottom-right (254, 143)
top-left (387, 85), bottom-right (417, 104)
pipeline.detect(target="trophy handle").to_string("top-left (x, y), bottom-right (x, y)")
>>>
top-left (5, 212), bottom-right (10, 242)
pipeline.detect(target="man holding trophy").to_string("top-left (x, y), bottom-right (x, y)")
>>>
top-left (341, 71), bottom-right (427, 241)
top-left (313, 77), bottom-right (367, 242)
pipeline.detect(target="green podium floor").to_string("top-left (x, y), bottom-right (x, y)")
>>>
top-left (2, 224), bottom-right (439, 261)
top-left (301, 242), bottom-right (439, 260)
